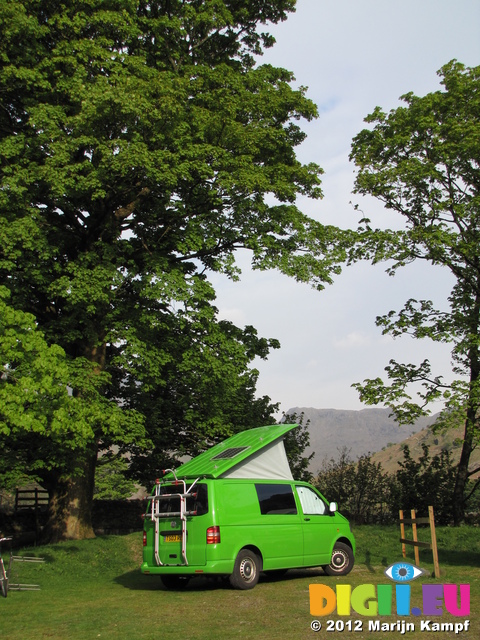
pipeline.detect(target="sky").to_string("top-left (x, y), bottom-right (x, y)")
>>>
top-left (210, 0), bottom-right (480, 417)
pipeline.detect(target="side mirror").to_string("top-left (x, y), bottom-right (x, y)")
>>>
top-left (329, 502), bottom-right (337, 514)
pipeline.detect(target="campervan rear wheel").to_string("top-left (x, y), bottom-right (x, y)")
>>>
top-left (323, 542), bottom-right (354, 576)
top-left (229, 549), bottom-right (260, 590)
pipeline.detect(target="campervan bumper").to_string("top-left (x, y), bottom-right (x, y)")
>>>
top-left (141, 559), bottom-right (235, 576)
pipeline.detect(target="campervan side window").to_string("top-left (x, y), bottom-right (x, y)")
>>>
top-left (255, 484), bottom-right (298, 515)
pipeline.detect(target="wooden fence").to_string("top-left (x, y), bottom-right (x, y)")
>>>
top-left (399, 505), bottom-right (440, 578)
top-left (14, 488), bottom-right (49, 512)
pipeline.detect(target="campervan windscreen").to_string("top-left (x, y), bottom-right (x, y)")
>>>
top-left (156, 483), bottom-right (209, 516)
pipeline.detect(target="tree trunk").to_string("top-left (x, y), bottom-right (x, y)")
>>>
top-left (452, 418), bottom-right (474, 526)
top-left (43, 446), bottom-right (98, 542)
top-left (453, 295), bottom-right (480, 526)
top-left (452, 350), bottom-right (478, 526)
top-left (41, 340), bottom-right (106, 542)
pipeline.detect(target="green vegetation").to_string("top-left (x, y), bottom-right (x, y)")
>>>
top-left (93, 454), bottom-right (138, 501)
top-left (1, 527), bottom-right (478, 639)
top-left (316, 443), bottom-right (464, 525)
top-left (1, 0), bottom-right (478, 555)
top-left (0, 0), bottom-right (351, 541)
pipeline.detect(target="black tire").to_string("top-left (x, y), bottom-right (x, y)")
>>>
top-left (229, 549), bottom-right (260, 590)
top-left (323, 542), bottom-right (354, 576)
top-left (160, 575), bottom-right (190, 590)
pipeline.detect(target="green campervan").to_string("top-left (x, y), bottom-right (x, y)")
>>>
top-left (141, 424), bottom-right (355, 590)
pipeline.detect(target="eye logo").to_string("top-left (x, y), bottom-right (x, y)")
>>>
top-left (384, 562), bottom-right (425, 582)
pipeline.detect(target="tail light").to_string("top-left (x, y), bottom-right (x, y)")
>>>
top-left (143, 531), bottom-right (147, 547)
top-left (206, 526), bottom-right (220, 544)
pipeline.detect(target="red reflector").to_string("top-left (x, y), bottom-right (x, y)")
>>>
top-left (206, 526), bottom-right (220, 544)
top-left (143, 531), bottom-right (147, 547)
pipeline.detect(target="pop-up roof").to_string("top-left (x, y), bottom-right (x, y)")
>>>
top-left (165, 423), bottom-right (298, 481)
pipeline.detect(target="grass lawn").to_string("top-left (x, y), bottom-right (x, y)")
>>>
top-left (0, 525), bottom-right (478, 640)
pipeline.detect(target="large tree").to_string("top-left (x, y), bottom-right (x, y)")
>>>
top-left (0, 1), bottom-right (346, 539)
top-left (350, 60), bottom-right (480, 524)
top-left (0, 286), bottom-right (146, 538)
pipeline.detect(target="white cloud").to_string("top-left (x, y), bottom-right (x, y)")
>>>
top-left (333, 332), bottom-right (372, 349)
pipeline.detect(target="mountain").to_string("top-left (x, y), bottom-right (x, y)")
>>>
top-left (286, 407), bottom-right (438, 474)
top-left (370, 421), bottom-right (480, 478)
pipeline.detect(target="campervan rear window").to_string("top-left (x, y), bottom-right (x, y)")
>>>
top-left (156, 483), bottom-right (208, 516)
top-left (255, 484), bottom-right (298, 515)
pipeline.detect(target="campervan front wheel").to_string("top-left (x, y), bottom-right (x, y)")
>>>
top-left (323, 542), bottom-right (354, 576)
top-left (229, 549), bottom-right (260, 590)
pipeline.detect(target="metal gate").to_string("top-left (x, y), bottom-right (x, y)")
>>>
top-left (0, 537), bottom-right (45, 598)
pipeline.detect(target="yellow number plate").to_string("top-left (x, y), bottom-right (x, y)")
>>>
top-left (164, 534), bottom-right (181, 543)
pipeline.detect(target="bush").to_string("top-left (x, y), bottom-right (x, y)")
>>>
top-left (315, 443), bottom-right (461, 525)
top-left (386, 444), bottom-right (456, 524)
top-left (315, 448), bottom-right (390, 524)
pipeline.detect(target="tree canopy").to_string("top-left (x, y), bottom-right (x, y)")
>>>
top-left (0, 1), bottom-right (349, 539)
top-left (350, 60), bottom-right (480, 524)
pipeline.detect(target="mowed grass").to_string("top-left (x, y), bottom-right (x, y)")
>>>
top-left (0, 525), bottom-right (478, 640)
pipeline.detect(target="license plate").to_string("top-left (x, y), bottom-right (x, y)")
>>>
top-left (164, 534), bottom-right (181, 543)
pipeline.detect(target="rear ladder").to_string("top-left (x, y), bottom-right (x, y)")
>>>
top-left (150, 471), bottom-right (201, 567)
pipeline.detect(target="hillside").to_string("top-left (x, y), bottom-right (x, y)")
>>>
top-left (370, 421), bottom-right (480, 478)
top-left (286, 407), bottom-right (438, 474)
top-left (287, 406), bottom-right (479, 480)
